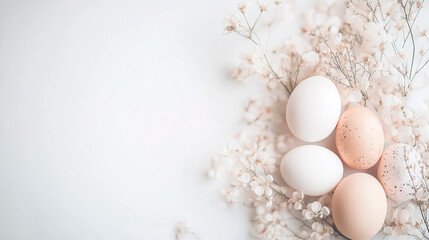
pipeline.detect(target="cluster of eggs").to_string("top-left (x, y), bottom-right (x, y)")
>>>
top-left (281, 76), bottom-right (423, 240)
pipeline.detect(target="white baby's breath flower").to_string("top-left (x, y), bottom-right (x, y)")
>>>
top-left (176, 221), bottom-right (199, 240)
top-left (224, 14), bottom-right (240, 32)
top-left (287, 191), bottom-right (304, 210)
top-left (398, 209), bottom-right (410, 224)
top-left (383, 226), bottom-right (393, 235)
top-left (417, 26), bottom-right (427, 37)
top-left (310, 201), bottom-right (321, 213)
top-left (310, 222), bottom-right (333, 240)
top-left (320, 206), bottom-right (330, 218)
top-left (416, 188), bottom-right (429, 202)
top-left (302, 209), bottom-right (314, 220)
top-left (302, 51), bottom-right (320, 67)
top-left (257, 0), bottom-right (268, 12)
top-left (302, 201), bottom-right (331, 220)
top-left (346, 89), bottom-right (363, 103)
top-left (237, 0), bottom-right (248, 13)
top-left (384, 202), bottom-right (420, 237)
top-left (239, 172), bottom-right (251, 184)
top-left (239, 47), bottom-right (266, 74)
top-left (398, 48), bottom-right (406, 59)
top-left (254, 185), bottom-right (264, 196)
top-left (222, 190), bottom-right (232, 202)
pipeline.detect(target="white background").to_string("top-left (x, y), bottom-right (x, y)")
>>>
top-left (0, 0), bottom-right (263, 239)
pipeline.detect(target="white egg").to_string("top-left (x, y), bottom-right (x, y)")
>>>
top-left (280, 145), bottom-right (344, 196)
top-left (286, 76), bottom-right (341, 142)
top-left (377, 143), bottom-right (424, 202)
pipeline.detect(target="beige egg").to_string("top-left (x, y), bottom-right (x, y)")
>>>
top-left (378, 143), bottom-right (424, 202)
top-left (335, 106), bottom-right (384, 169)
top-left (332, 173), bottom-right (387, 240)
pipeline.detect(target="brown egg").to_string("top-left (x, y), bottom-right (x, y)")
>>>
top-left (335, 106), bottom-right (384, 169)
top-left (332, 173), bottom-right (387, 240)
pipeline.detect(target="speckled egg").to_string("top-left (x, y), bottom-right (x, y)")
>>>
top-left (377, 143), bottom-right (424, 202)
top-left (335, 106), bottom-right (384, 169)
top-left (332, 173), bottom-right (387, 240)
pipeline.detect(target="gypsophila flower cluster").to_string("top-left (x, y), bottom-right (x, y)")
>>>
top-left (210, 0), bottom-right (429, 239)
top-left (302, 202), bottom-right (330, 220)
top-left (384, 203), bottom-right (421, 238)
top-left (175, 221), bottom-right (199, 240)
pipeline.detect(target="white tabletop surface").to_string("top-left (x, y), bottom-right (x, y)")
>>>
top-left (0, 0), bottom-right (258, 239)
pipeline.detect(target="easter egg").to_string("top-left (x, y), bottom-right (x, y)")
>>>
top-left (377, 143), bottom-right (424, 202)
top-left (332, 173), bottom-right (387, 240)
top-left (286, 76), bottom-right (341, 142)
top-left (335, 105), bottom-right (384, 169)
top-left (280, 145), bottom-right (343, 196)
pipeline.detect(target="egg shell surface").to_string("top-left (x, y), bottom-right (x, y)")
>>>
top-left (280, 145), bottom-right (343, 196)
top-left (332, 173), bottom-right (387, 240)
top-left (335, 105), bottom-right (384, 169)
top-left (286, 76), bottom-right (341, 142)
top-left (378, 143), bottom-right (424, 202)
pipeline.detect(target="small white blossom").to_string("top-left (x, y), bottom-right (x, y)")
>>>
top-left (384, 203), bottom-right (419, 236)
top-left (257, 0), bottom-right (268, 12)
top-left (302, 51), bottom-right (320, 67)
top-left (239, 172), bottom-right (251, 184)
top-left (237, 0), bottom-right (248, 13)
top-left (254, 185), bottom-right (264, 196)
top-left (239, 47), bottom-right (266, 74)
top-left (417, 26), bottom-right (427, 37)
top-left (416, 188), bottom-right (429, 202)
top-left (175, 221), bottom-right (198, 240)
top-left (287, 191), bottom-right (304, 210)
top-left (302, 201), bottom-right (330, 220)
top-left (222, 190), bottom-right (232, 202)
top-left (224, 14), bottom-right (240, 32)
top-left (310, 222), bottom-right (334, 240)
